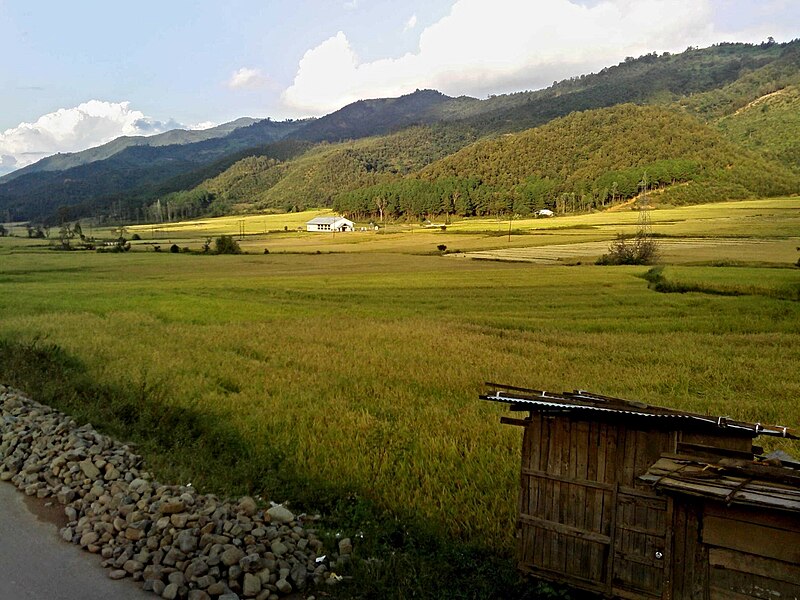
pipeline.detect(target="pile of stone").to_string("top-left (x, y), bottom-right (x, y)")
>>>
top-left (0, 385), bottom-right (342, 600)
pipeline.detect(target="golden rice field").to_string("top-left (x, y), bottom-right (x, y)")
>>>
top-left (1, 197), bottom-right (799, 558)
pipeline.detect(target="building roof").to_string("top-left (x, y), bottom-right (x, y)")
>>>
top-left (307, 216), bottom-right (352, 225)
top-left (641, 454), bottom-right (800, 512)
top-left (481, 383), bottom-right (798, 439)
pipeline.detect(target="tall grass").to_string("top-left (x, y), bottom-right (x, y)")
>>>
top-left (1, 208), bottom-right (798, 597)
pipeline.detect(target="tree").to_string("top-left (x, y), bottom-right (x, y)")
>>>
top-left (0, 224), bottom-right (7, 237)
top-left (374, 196), bottom-right (388, 223)
top-left (58, 223), bottom-right (75, 250)
top-left (214, 235), bottom-right (241, 254)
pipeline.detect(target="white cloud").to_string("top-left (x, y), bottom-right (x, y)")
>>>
top-left (0, 100), bottom-right (179, 175)
top-left (404, 14), bottom-right (418, 32)
top-left (189, 121), bottom-right (217, 131)
top-left (227, 67), bottom-right (267, 89)
top-left (282, 0), bottom-right (725, 115)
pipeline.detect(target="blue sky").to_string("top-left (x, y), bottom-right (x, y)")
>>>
top-left (1, 0), bottom-right (798, 174)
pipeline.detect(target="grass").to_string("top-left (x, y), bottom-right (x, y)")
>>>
top-left (0, 197), bottom-right (799, 598)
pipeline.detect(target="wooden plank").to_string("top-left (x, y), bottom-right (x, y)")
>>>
top-left (518, 514), bottom-right (612, 545)
top-left (614, 548), bottom-right (664, 569)
top-left (679, 431), bottom-right (752, 453)
top-left (707, 588), bottom-right (753, 600)
top-left (671, 503), bottom-right (688, 600)
top-left (676, 442), bottom-right (755, 460)
top-left (692, 507), bottom-right (709, 600)
top-left (518, 562), bottom-right (609, 594)
top-left (623, 427), bottom-right (638, 486)
top-left (541, 416), bottom-right (555, 570)
top-left (710, 565), bottom-right (800, 600)
top-left (703, 515), bottom-right (800, 563)
top-left (660, 497), bottom-right (673, 600)
top-left (520, 467), bottom-right (615, 490)
top-left (500, 416), bottom-right (528, 427)
top-left (557, 417), bottom-right (572, 574)
top-left (606, 482), bottom-right (619, 595)
top-left (709, 548), bottom-right (800, 585)
top-left (575, 420), bottom-right (592, 579)
top-left (612, 586), bottom-right (663, 600)
top-left (704, 502), bottom-right (800, 533)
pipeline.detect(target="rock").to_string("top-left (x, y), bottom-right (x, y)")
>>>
top-left (243, 572), bottom-right (262, 597)
top-left (161, 582), bottom-right (179, 600)
top-left (290, 564), bottom-right (307, 590)
top-left (237, 496), bottom-right (258, 516)
top-left (123, 559), bottom-right (144, 574)
top-left (206, 582), bottom-right (227, 595)
top-left (0, 387), bottom-right (327, 599)
top-left (160, 501), bottom-right (186, 515)
top-left (269, 541), bottom-right (288, 556)
top-left (239, 553), bottom-right (263, 573)
top-left (176, 530), bottom-right (198, 553)
top-left (221, 547), bottom-right (245, 566)
top-left (275, 578), bottom-right (292, 594)
top-left (338, 537), bottom-right (353, 555)
top-left (266, 505), bottom-right (294, 524)
top-left (79, 459), bottom-right (100, 480)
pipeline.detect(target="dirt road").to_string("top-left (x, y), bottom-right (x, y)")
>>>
top-left (0, 481), bottom-right (150, 600)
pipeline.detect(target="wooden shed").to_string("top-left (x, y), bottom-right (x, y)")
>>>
top-left (481, 383), bottom-right (800, 600)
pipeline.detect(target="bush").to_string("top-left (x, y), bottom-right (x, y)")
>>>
top-left (597, 234), bottom-right (660, 265)
top-left (437, 244), bottom-right (447, 253)
top-left (131, 233), bottom-right (141, 240)
top-left (214, 235), bottom-right (241, 255)
top-left (170, 244), bottom-right (180, 253)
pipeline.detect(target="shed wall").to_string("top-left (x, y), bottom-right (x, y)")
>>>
top-left (518, 414), bottom-right (677, 597)
top-left (702, 503), bottom-right (800, 600)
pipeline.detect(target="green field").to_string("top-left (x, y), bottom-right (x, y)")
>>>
top-left (1, 198), bottom-right (799, 598)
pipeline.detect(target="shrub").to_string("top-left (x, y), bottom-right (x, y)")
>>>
top-left (214, 235), bottom-right (241, 255)
top-left (597, 234), bottom-right (660, 265)
top-left (437, 244), bottom-right (447, 253)
top-left (131, 233), bottom-right (141, 240)
top-left (170, 244), bottom-right (180, 253)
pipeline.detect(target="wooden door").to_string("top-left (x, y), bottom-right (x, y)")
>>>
top-left (611, 489), bottom-right (673, 599)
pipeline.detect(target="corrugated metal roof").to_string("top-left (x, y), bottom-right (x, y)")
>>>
top-left (307, 216), bottom-right (353, 225)
top-left (481, 383), bottom-right (798, 439)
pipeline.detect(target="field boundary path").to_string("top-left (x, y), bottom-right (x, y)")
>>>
top-left (455, 237), bottom-right (788, 263)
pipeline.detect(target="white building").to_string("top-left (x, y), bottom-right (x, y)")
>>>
top-left (535, 209), bottom-right (554, 218)
top-left (306, 217), bottom-right (355, 232)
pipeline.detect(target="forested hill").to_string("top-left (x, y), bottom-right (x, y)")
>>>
top-left (2, 39), bottom-right (799, 223)
top-left (330, 104), bottom-right (799, 219)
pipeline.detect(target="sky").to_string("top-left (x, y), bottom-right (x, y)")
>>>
top-left (1, 0), bottom-right (798, 175)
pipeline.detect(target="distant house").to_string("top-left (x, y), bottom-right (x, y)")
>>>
top-left (306, 217), bottom-right (355, 232)
top-left (535, 209), bottom-right (554, 217)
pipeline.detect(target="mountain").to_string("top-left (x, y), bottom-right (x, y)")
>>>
top-left (0, 117), bottom-right (262, 184)
top-left (2, 39), bottom-right (799, 223)
top-left (0, 119), bottom-right (306, 222)
top-left (291, 89), bottom-right (480, 142)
